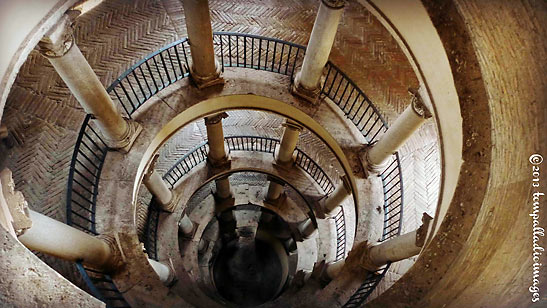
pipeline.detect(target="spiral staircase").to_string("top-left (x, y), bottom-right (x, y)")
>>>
top-left (0, 1), bottom-right (544, 308)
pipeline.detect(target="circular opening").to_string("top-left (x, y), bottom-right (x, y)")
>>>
top-left (196, 204), bottom-right (293, 307)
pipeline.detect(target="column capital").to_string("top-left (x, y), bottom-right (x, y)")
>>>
top-left (321, 0), bottom-right (346, 9)
top-left (409, 87), bottom-right (432, 119)
top-left (204, 112), bottom-right (229, 125)
top-left (0, 168), bottom-right (32, 236)
top-left (282, 119), bottom-right (304, 131)
top-left (96, 233), bottom-right (125, 272)
top-left (359, 142), bottom-right (392, 177)
top-left (38, 11), bottom-right (80, 58)
top-left (144, 154), bottom-right (160, 180)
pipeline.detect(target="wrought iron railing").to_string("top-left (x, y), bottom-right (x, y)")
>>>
top-left (143, 204), bottom-right (161, 261)
top-left (161, 135), bottom-right (334, 197)
top-left (66, 115), bottom-right (130, 308)
top-left (322, 62), bottom-right (404, 307)
top-left (163, 141), bottom-right (209, 188)
top-left (333, 206), bottom-right (347, 262)
top-left (66, 115), bottom-right (105, 234)
top-left (76, 263), bottom-right (129, 308)
top-left (341, 267), bottom-right (390, 308)
top-left (225, 135), bottom-right (279, 154)
top-left (107, 39), bottom-right (191, 117)
top-left (66, 32), bottom-right (403, 307)
top-left (213, 32), bottom-right (305, 78)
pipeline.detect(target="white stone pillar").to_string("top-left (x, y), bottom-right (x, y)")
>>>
top-left (205, 112), bottom-right (229, 167)
top-left (148, 259), bottom-right (176, 286)
top-left (361, 87), bottom-right (432, 174)
top-left (19, 210), bottom-right (116, 269)
top-left (38, 13), bottom-right (141, 153)
top-left (275, 119), bottom-right (303, 166)
top-left (178, 214), bottom-right (194, 235)
top-left (1, 168), bottom-right (121, 271)
top-left (360, 213), bottom-right (432, 270)
top-left (181, 0), bottom-right (223, 88)
top-left (322, 175), bottom-right (352, 215)
top-left (143, 155), bottom-right (179, 212)
top-left (297, 218), bottom-right (317, 240)
top-left (292, 0), bottom-right (345, 103)
top-left (266, 181), bottom-right (284, 202)
top-left (215, 175), bottom-right (232, 200)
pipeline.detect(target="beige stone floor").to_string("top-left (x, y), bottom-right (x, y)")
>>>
top-left (0, 0), bottom-right (440, 300)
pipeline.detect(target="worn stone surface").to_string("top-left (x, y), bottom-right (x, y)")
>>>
top-left (0, 228), bottom-right (104, 308)
top-left (366, 0), bottom-right (547, 308)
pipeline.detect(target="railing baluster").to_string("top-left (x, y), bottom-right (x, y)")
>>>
top-left (174, 44), bottom-right (184, 78)
top-left (152, 57), bottom-right (165, 88)
top-left (145, 60), bottom-right (160, 93)
top-left (228, 34), bottom-right (232, 66)
top-left (271, 41), bottom-right (277, 71)
top-left (219, 35), bottom-right (224, 68)
top-left (278, 43), bottom-right (285, 72)
top-left (285, 45), bottom-right (292, 75)
top-left (159, 52), bottom-right (172, 84)
top-left (258, 39), bottom-right (262, 69)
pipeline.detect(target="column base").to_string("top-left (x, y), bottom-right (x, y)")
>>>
top-left (358, 143), bottom-right (391, 178)
top-left (96, 233), bottom-right (125, 273)
top-left (290, 71), bottom-right (321, 104)
top-left (265, 192), bottom-right (287, 207)
top-left (179, 218), bottom-right (198, 239)
top-left (207, 152), bottom-right (231, 170)
top-left (296, 218), bottom-right (318, 241)
top-left (159, 192), bottom-right (182, 213)
top-left (358, 241), bottom-right (380, 272)
top-left (273, 147), bottom-right (297, 169)
top-left (106, 119), bottom-right (143, 154)
top-left (162, 258), bottom-right (178, 287)
top-left (189, 58), bottom-right (225, 89)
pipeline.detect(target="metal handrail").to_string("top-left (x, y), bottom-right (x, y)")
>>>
top-left (66, 32), bottom-right (403, 307)
top-left (66, 114), bottom-right (107, 235)
top-left (160, 136), bottom-right (334, 196)
top-left (108, 38), bottom-right (191, 117)
top-left (333, 206), bottom-right (347, 262)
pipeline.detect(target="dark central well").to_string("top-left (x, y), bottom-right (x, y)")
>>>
top-left (202, 204), bottom-right (293, 307)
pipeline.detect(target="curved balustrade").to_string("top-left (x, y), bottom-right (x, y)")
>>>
top-left (65, 32), bottom-right (403, 307)
top-left (161, 135), bottom-right (334, 195)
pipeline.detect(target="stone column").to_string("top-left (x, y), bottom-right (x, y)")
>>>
top-left (275, 119), bottom-right (303, 166)
top-left (322, 175), bottom-right (352, 215)
top-left (205, 112), bottom-right (229, 167)
top-left (360, 213), bottom-right (432, 270)
top-left (297, 217), bottom-right (317, 240)
top-left (266, 178), bottom-right (285, 202)
top-left (181, 0), bottom-right (224, 88)
top-left (148, 259), bottom-right (176, 286)
top-left (291, 0), bottom-right (345, 103)
top-left (1, 168), bottom-right (121, 271)
top-left (215, 175), bottom-right (232, 200)
top-left (38, 13), bottom-right (141, 153)
top-left (360, 87), bottom-right (432, 175)
top-left (18, 210), bottom-right (119, 270)
top-left (178, 214), bottom-right (195, 236)
top-left (143, 155), bottom-right (179, 212)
